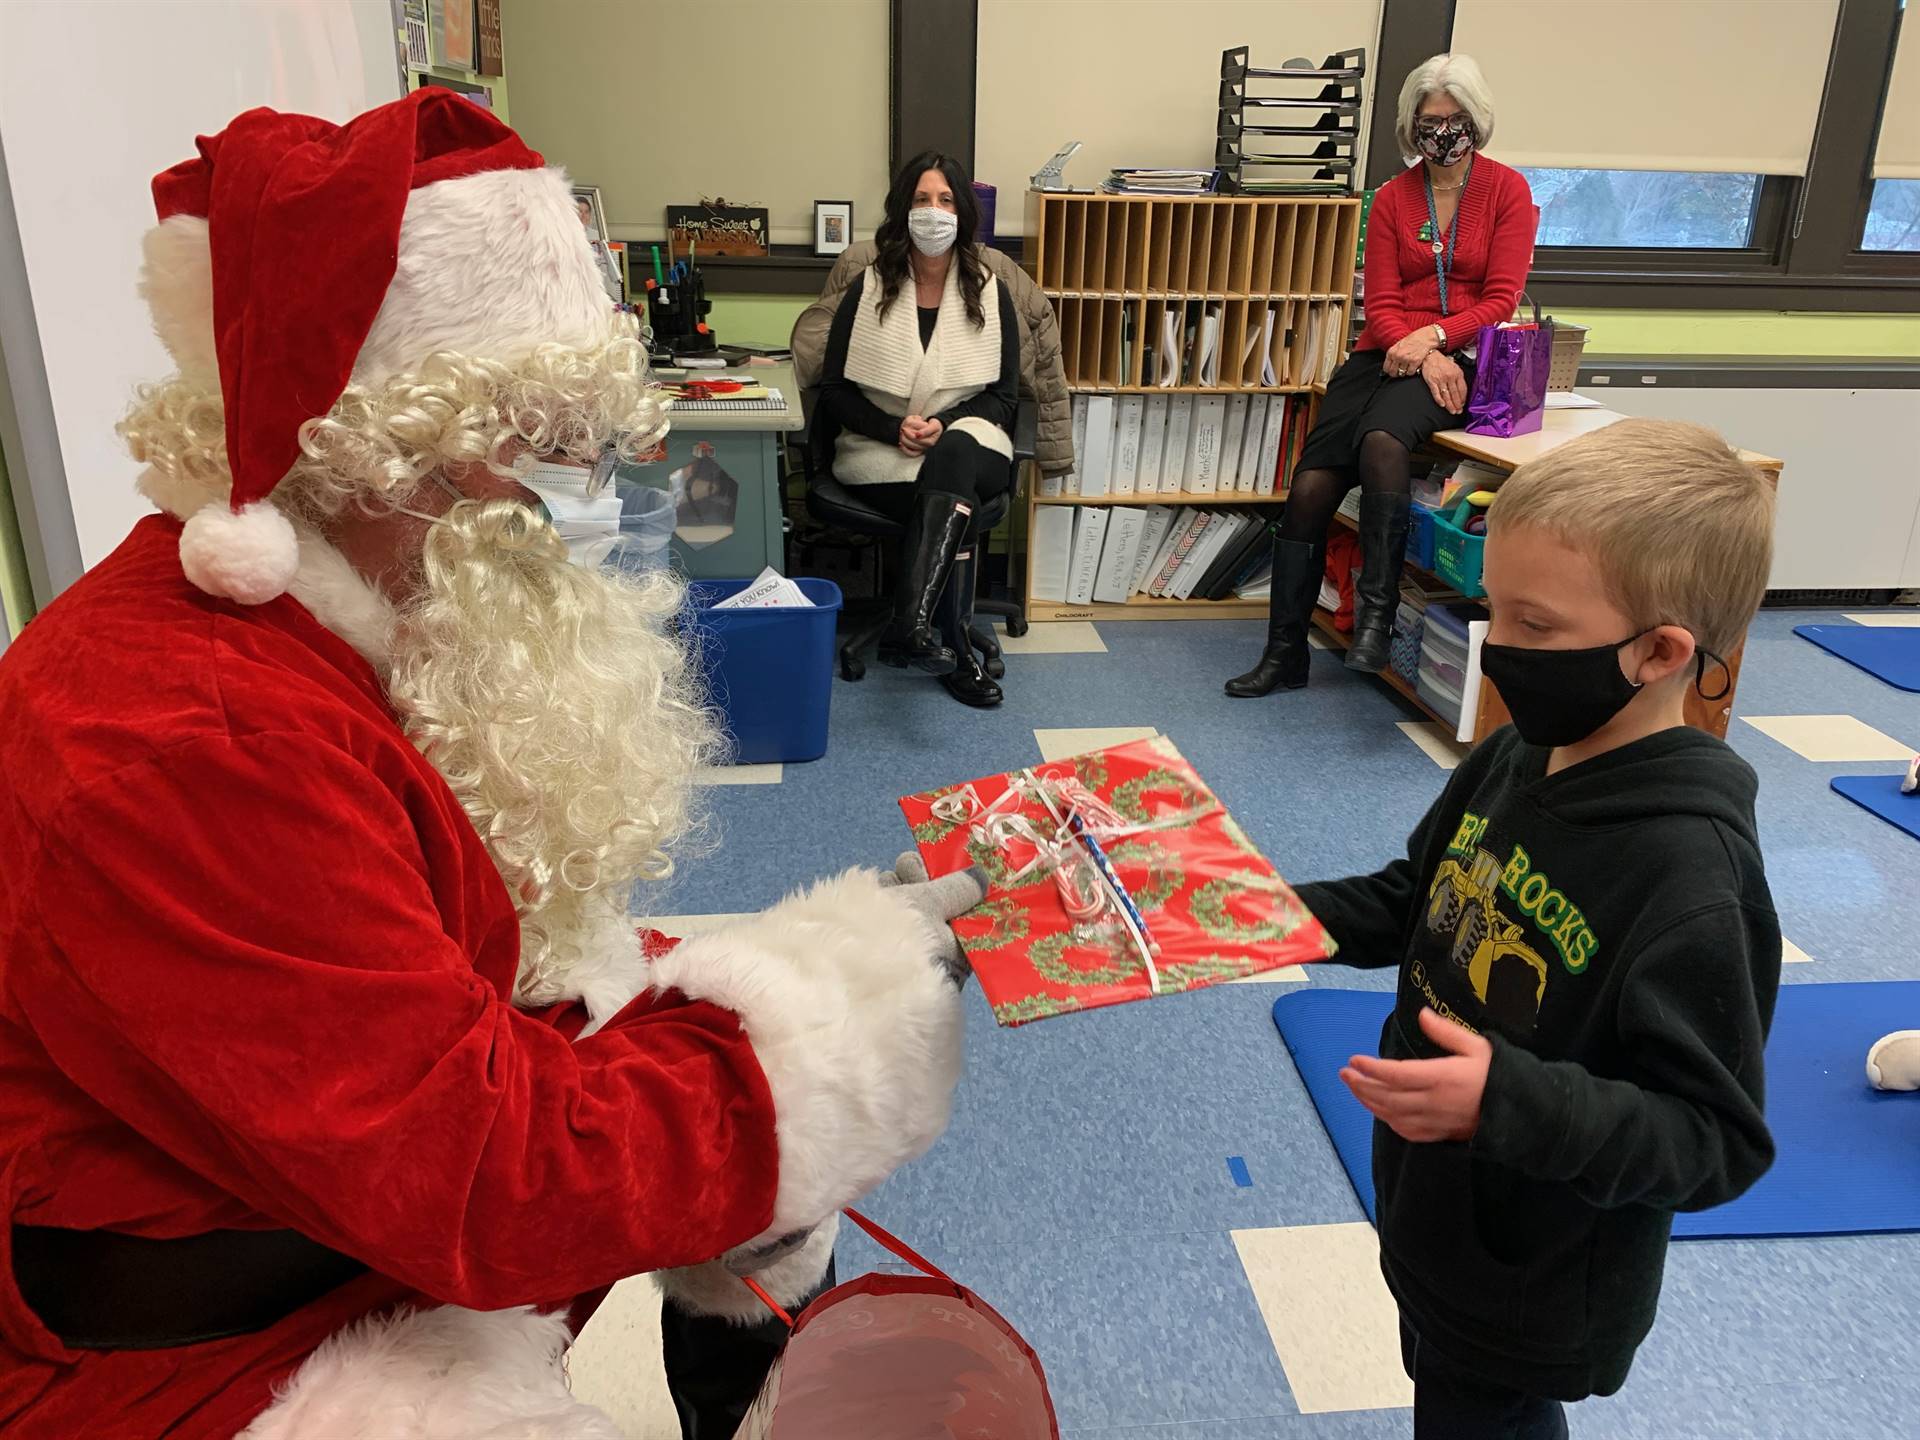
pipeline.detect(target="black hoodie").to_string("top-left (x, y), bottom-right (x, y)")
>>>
top-left (1295, 725), bottom-right (1780, 1401)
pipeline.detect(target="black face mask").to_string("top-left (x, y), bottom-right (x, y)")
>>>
top-left (1480, 631), bottom-right (1731, 749)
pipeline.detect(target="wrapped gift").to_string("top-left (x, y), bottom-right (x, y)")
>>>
top-left (899, 736), bottom-right (1335, 1026)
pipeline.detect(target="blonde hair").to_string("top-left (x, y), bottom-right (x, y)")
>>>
top-left (1397, 53), bottom-right (1495, 162)
top-left (391, 500), bottom-right (723, 1007)
top-left (1488, 418), bottom-right (1775, 657)
top-left (119, 311), bottom-right (670, 524)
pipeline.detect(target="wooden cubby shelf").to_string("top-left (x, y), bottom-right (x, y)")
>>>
top-left (1025, 189), bottom-right (1360, 621)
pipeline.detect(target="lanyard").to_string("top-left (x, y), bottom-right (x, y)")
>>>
top-left (1423, 157), bottom-right (1472, 318)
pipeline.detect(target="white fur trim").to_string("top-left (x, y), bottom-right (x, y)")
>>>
top-left (138, 216), bottom-right (218, 383)
top-left (286, 528), bottom-right (397, 669)
top-left (179, 500), bottom-right (301, 604)
top-left (558, 902), bottom-right (657, 1030)
top-left (648, 869), bottom-right (965, 1237)
top-left (239, 1304), bottom-right (621, 1440)
top-left (655, 1214), bottom-right (840, 1323)
top-left (356, 167), bottom-right (612, 384)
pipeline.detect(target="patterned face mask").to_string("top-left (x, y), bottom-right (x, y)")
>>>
top-left (1414, 115), bottom-right (1476, 166)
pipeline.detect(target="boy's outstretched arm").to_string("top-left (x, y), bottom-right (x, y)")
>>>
top-left (1295, 772), bottom-right (1471, 969)
top-left (1474, 902), bottom-right (1780, 1211)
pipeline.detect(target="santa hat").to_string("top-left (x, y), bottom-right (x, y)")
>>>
top-left (143, 88), bottom-right (611, 603)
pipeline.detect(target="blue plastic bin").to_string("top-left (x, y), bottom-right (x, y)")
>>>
top-left (685, 578), bottom-right (844, 764)
top-left (1408, 503), bottom-right (1438, 572)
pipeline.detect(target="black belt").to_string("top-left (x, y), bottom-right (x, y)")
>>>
top-left (12, 1225), bottom-right (367, 1351)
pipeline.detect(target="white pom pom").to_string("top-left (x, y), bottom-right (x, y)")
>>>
top-left (178, 500), bottom-right (300, 605)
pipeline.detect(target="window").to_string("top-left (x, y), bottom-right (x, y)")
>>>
top-left (1862, 177), bottom-right (1920, 253)
top-left (1519, 168), bottom-right (1765, 249)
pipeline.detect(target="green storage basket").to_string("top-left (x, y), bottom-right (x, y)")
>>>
top-left (1431, 498), bottom-right (1487, 598)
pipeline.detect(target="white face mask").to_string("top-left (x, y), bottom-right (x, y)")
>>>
top-left (908, 206), bottom-right (958, 257)
top-left (524, 459), bottom-right (626, 566)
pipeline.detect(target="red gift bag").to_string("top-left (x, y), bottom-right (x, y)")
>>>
top-left (736, 1211), bottom-right (1060, 1439)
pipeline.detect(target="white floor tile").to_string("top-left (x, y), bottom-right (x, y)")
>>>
top-left (1740, 714), bottom-right (1915, 763)
top-left (1228, 961), bottom-right (1312, 985)
top-left (1395, 720), bottom-right (1468, 771)
top-left (638, 913), bottom-right (753, 939)
top-left (1842, 611), bottom-right (1920, 628)
top-left (1783, 937), bottom-right (1814, 964)
top-left (1033, 726), bottom-right (1159, 762)
top-left (994, 620), bottom-right (1108, 655)
top-left (1233, 1222), bottom-right (1412, 1414)
top-left (697, 763), bottom-right (785, 786)
top-left (566, 1276), bottom-right (679, 1439)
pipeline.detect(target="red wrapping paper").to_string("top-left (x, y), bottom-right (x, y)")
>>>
top-left (899, 737), bottom-right (1336, 1025)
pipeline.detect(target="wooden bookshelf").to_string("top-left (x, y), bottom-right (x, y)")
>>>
top-left (1025, 190), bottom-right (1359, 622)
top-left (1035, 489), bottom-right (1291, 507)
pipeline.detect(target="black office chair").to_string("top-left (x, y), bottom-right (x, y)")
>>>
top-left (798, 404), bottom-right (1032, 682)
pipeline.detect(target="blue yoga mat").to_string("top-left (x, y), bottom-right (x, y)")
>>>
top-left (1274, 982), bottom-right (1920, 1238)
top-left (1833, 774), bottom-right (1920, 842)
top-left (1794, 623), bottom-right (1920, 692)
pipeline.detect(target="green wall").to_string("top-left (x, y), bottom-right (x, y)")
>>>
top-left (709, 294), bottom-right (813, 351)
top-left (0, 439), bottom-right (35, 636)
top-left (712, 292), bottom-right (1920, 361)
top-left (1563, 308), bottom-right (1920, 359)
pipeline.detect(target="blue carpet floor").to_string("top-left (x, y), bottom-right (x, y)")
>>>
top-left (639, 605), bottom-right (1920, 1438)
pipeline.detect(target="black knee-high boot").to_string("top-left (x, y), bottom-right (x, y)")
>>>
top-left (1225, 537), bottom-right (1325, 697)
top-left (1345, 493), bottom-right (1411, 674)
top-left (659, 1257), bottom-right (837, 1439)
top-left (879, 491), bottom-right (971, 676)
top-left (938, 541), bottom-right (1002, 708)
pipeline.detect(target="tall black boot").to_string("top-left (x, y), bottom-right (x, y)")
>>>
top-left (879, 491), bottom-right (971, 676)
top-left (1225, 536), bottom-right (1324, 697)
top-left (660, 1257), bottom-right (837, 1438)
top-left (939, 542), bottom-right (1002, 708)
top-left (1345, 493), bottom-right (1412, 674)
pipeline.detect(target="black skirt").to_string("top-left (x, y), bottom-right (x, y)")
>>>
top-left (1295, 348), bottom-right (1475, 474)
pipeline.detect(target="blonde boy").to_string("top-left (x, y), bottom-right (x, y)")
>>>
top-left (1296, 419), bottom-right (1782, 1437)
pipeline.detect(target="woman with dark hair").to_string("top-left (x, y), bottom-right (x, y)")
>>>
top-left (815, 151), bottom-right (1019, 708)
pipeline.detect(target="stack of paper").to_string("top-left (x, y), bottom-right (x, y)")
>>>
top-left (713, 567), bottom-right (813, 609)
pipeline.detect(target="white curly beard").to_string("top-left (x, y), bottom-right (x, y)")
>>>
top-left (383, 500), bottom-right (723, 1007)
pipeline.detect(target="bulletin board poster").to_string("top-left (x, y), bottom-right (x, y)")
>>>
top-left (430, 0), bottom-right (476, 71)
top-left (476, 0), bottom-right (504, 76)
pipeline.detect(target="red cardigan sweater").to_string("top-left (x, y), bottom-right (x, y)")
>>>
top-left (1355, 155), bottom-right (1536, 355)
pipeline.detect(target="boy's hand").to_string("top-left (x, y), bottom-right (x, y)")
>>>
top-left (1340, 1008), bottom-right (1492, 1143)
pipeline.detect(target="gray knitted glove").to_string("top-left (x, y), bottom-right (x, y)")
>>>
top-left (878, 851), bottom-right (985, 984)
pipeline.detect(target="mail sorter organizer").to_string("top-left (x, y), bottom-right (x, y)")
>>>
top-left (1022, 191), bottom-right (1359, 622)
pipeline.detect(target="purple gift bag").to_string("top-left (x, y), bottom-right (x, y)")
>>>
top-left (1465, 295), bottom-right (1554, 438)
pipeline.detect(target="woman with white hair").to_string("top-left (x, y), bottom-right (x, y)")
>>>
top-left (1228, 52), bottom-right (1536, 696)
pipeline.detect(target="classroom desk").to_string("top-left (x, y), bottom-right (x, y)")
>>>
top-left (1311, 406), bottom-right (1785, 743)
top-left (616, 361), bottom-right (803, 578)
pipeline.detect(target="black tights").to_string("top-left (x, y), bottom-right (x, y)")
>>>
top-left (1279, 429), bottom-right (1413, 546)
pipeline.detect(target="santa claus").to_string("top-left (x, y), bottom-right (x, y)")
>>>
top-left (0, 91), bottom-right (980, 1438)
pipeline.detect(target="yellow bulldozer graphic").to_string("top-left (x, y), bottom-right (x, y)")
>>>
top-left (1425, 849), bottom-right (1550, 1032)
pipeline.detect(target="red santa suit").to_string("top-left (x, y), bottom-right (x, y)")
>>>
top-left (0, 92), bottom-right (960, 1438)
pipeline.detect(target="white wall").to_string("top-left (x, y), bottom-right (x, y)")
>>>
top-left (976, 0), bottom-right (1383, 236)
top-left (0, 0), bottom-right (403, 571)
top-left (1588, 383), bottom-right (1920, 591)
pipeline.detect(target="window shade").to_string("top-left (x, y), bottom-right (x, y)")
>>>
top-left (1450, 0), bottom-right (1840, 175)
top-left (500, 0), bottom-right (889, 245)
top-left (1875, 11), bottom-right (1920, 179)
top-left (975, 0), bottom-right (1383, 235)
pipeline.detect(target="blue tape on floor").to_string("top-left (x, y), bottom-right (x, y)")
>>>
top-left (1275, 983), bottom-right (1920, 1238)
top-left (1795, 624), bottom-right (1920, 692)
top-left (1226, 1156), bottom-right (1253, 1188)
top-left (1833, 774), bottom-right (1920, 843)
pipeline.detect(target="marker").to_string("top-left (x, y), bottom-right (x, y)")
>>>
top-left (651, 245), bottom-right (664, 286)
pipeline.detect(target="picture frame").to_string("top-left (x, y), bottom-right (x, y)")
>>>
top-left (571, 186), bottom-right (609, 245)
top-left (814, 200), bottom-right (853, 257)
top-left (427, 0), bottom-right (477, 71)
top-left (570, 187), bottom-right (626, 303)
